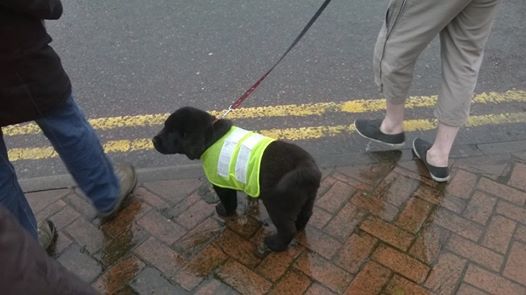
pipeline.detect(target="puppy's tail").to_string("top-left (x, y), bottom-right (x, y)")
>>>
top-left (275, 161), bottom-right (322, 194)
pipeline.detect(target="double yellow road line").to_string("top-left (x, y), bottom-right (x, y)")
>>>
top-left (5, 90), bottom-right (526, 161)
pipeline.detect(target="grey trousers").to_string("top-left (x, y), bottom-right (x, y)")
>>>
top-left (374, 0), bottom-right (501, 127)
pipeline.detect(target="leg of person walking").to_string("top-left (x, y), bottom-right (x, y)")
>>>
top-left (0, 130), bottom-right (38, 238)
top-left (423, 0), bottom-right (501, 167)
top-left (355, 0), bottom-right (500, 181)
top-left (35, 95), bottom-right (136, 217)
top-left (356, 0), bottom-right (472, 148)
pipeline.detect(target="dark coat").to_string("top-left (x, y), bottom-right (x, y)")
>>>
top-left (0, 0), bottom-right (71, 127)
top-left (0, 206), bottom-right (97, 295)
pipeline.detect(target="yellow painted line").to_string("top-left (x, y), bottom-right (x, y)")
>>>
top-left (7, 111), bottom-right (526, 161)
top-left (3, 90), bottom-right (525, 137)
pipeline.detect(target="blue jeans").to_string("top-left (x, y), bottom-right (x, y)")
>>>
top-left (0, 96), bottom-right (119, 238)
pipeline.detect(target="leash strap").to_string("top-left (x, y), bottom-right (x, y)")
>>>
top-left (220, 0), bottom-right (333, 118)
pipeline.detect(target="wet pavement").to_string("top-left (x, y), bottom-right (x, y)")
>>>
top-left (27, 146), bottom-right (526, 295)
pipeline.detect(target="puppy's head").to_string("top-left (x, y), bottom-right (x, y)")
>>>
top-left (152, 106), bottom-right (215, 160)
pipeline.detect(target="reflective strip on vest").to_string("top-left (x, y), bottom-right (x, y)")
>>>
top-left (234, 133), bottom-right (265, 184)
top-left (217, 128), bottom-right (249, 177)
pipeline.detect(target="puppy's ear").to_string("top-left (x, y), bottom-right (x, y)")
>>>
top-left (180, 110), bottom-right (215, 160)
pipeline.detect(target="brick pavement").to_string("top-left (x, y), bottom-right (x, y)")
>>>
top-left (26, 149), bottom-right (526, 294)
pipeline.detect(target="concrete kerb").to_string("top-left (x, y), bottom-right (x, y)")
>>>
top-left (18, 140), bottom-right (526, 193)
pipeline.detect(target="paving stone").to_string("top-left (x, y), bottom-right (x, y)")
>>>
top-left (414, 185), bottom-right (466, 214)
top-left (509, 162), bottom-right (526, 191)
top-left (432, 208), bottom-right (483, 241)
top-left (256, 244), bottom-right (303, 282)
top-left (137, 210), bottom-right (187, 245)
top-left (409, 224), bottom-right (450, 265)
top-left (268, 269), bottom-right (311, 295)
top-left (503, 241), bottom-right (526, 286)
top-left (309, 206), bottom-right (332, 229)
top-left (65, 217), bottom-right (104, 254)
top-left (324, 201), bottom-right (366, 242)
top-left (478, 177), bottom-right (526, 206)
top-left (454, 154), bottom-right (511, 180)
top-left (463, 191), bottom-right (497, 225)
top-left (93, 255), bottom-right (145, 294)
top-left (213, 229), bottom-right (262, 268)
top-left (297, 226), bottom-right (342, 260)
top-left (315, 181), bottom-right (355, 213)
top-left (130, 267), bottom-right (187, 295)
top-left (134, 187), bottom-right (171, 210)
top-left (514, 224), bottom-right (526, 243)
top-left (164, 192), bottom-right (201, 220)
top-left (58, 244), bottom-right (102, 283)
top-left (359, 216), bottom-right (414, 251)
top-left (334, 232), bottom-right (378, 274)
top-left (305, 283), bottom-right (337, 295)
top-left (98, 223), bottom-right (148, 268)
top-left (26, 189), bottom-right (69, 213)
top-left (496, 200), bottom-right (526, 224)
top-left (337, 162), bottom-right (396, 186)
top-left (143, 179), bottom-right (201, 204)
top-left (173, 217), bottom-right (224, 258)
top-left (373, 172), bottom-right (420, 207)
top-left (64, 193), bottom-right (97, 220)
top-left (294, 252), bottom-right (353, 294)
top-left (456, 284), bottom-right (489, 295)
top-left (175, 199), bottom-right (215, 230)
top-left (49, 205), bottom-right (80, 230)
top-left (344, 261), bottom-right (390, 295)
top-left (447, 234), bottom-right (503, 272)
top-left (36, 199), bottom-right (67, 221)
top-left (216, 259), bottom-right (272, 295)
top-left (464, 264), bottom-right (525, 295)
top-left (193, 279), bottom-right (238, 295)
top-left (174, 245), bottom-right (228, 291)
top-left (395, 196), bottom-right (434, 233)
top-left (446, 169), bottom-right (478, 199)
top-left (331, 171), bottom-right (371, 191)
top-left (134, 237), bottom-right (185, 280)
top-left (481, 215), bottom-right (516, 254)
top-left (53, 231), bottom-right (73, 256)
top-left (316, 175), bottom-right (339, 197)
top-left (372, 244), bottom-right (430, 284)
top-left (384, 275), bottom-right (430, 295)
top-left (424, 252), bottom-right (467, 295)
top-left (350, 192), bottom-right (399, 221)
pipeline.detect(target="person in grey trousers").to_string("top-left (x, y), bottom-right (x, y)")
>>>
top-left (355, 0), bottom-right (502, 182)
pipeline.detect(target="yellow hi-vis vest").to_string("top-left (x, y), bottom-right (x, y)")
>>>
top-left (200, 126), bottom-right (275, 198)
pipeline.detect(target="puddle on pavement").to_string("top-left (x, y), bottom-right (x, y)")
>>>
top-left (98, 197), bottom-right (145, 293)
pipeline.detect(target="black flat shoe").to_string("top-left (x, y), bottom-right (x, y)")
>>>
top-left (412, 138), bottom-right (450, 182)
top-left (354, 119), bottom-right (405, 148)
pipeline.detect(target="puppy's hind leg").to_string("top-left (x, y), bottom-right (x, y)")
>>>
top-left (263, 199), bottom-right (297, 252)
top-left (295, 192), bottom-right (316, 231)
top-left (213, 185), bottom-right (237, 217)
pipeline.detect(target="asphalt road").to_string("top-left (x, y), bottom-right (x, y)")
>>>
top-left (5, 0), bottom-right (526, 180)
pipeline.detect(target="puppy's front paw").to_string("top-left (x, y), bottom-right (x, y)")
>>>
top-left (264, 235), bottom-right (288, 252)
top-left (215, 203), bottom-right (235, 217)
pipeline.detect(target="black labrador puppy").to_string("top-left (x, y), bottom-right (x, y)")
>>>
top-left (153, 106), bottom-right (321, 251)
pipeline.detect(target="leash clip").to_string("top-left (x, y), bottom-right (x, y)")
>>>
top-left (219, 105), bottom-right (234, 119)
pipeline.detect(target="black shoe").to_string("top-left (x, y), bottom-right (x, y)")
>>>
top-left (354, 119), bottom-right (405, 148)
top-left (412, 138), bottom-right (450, 182)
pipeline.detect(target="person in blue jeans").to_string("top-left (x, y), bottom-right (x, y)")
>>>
top-left (0, 0), bottom-right (137, 249)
